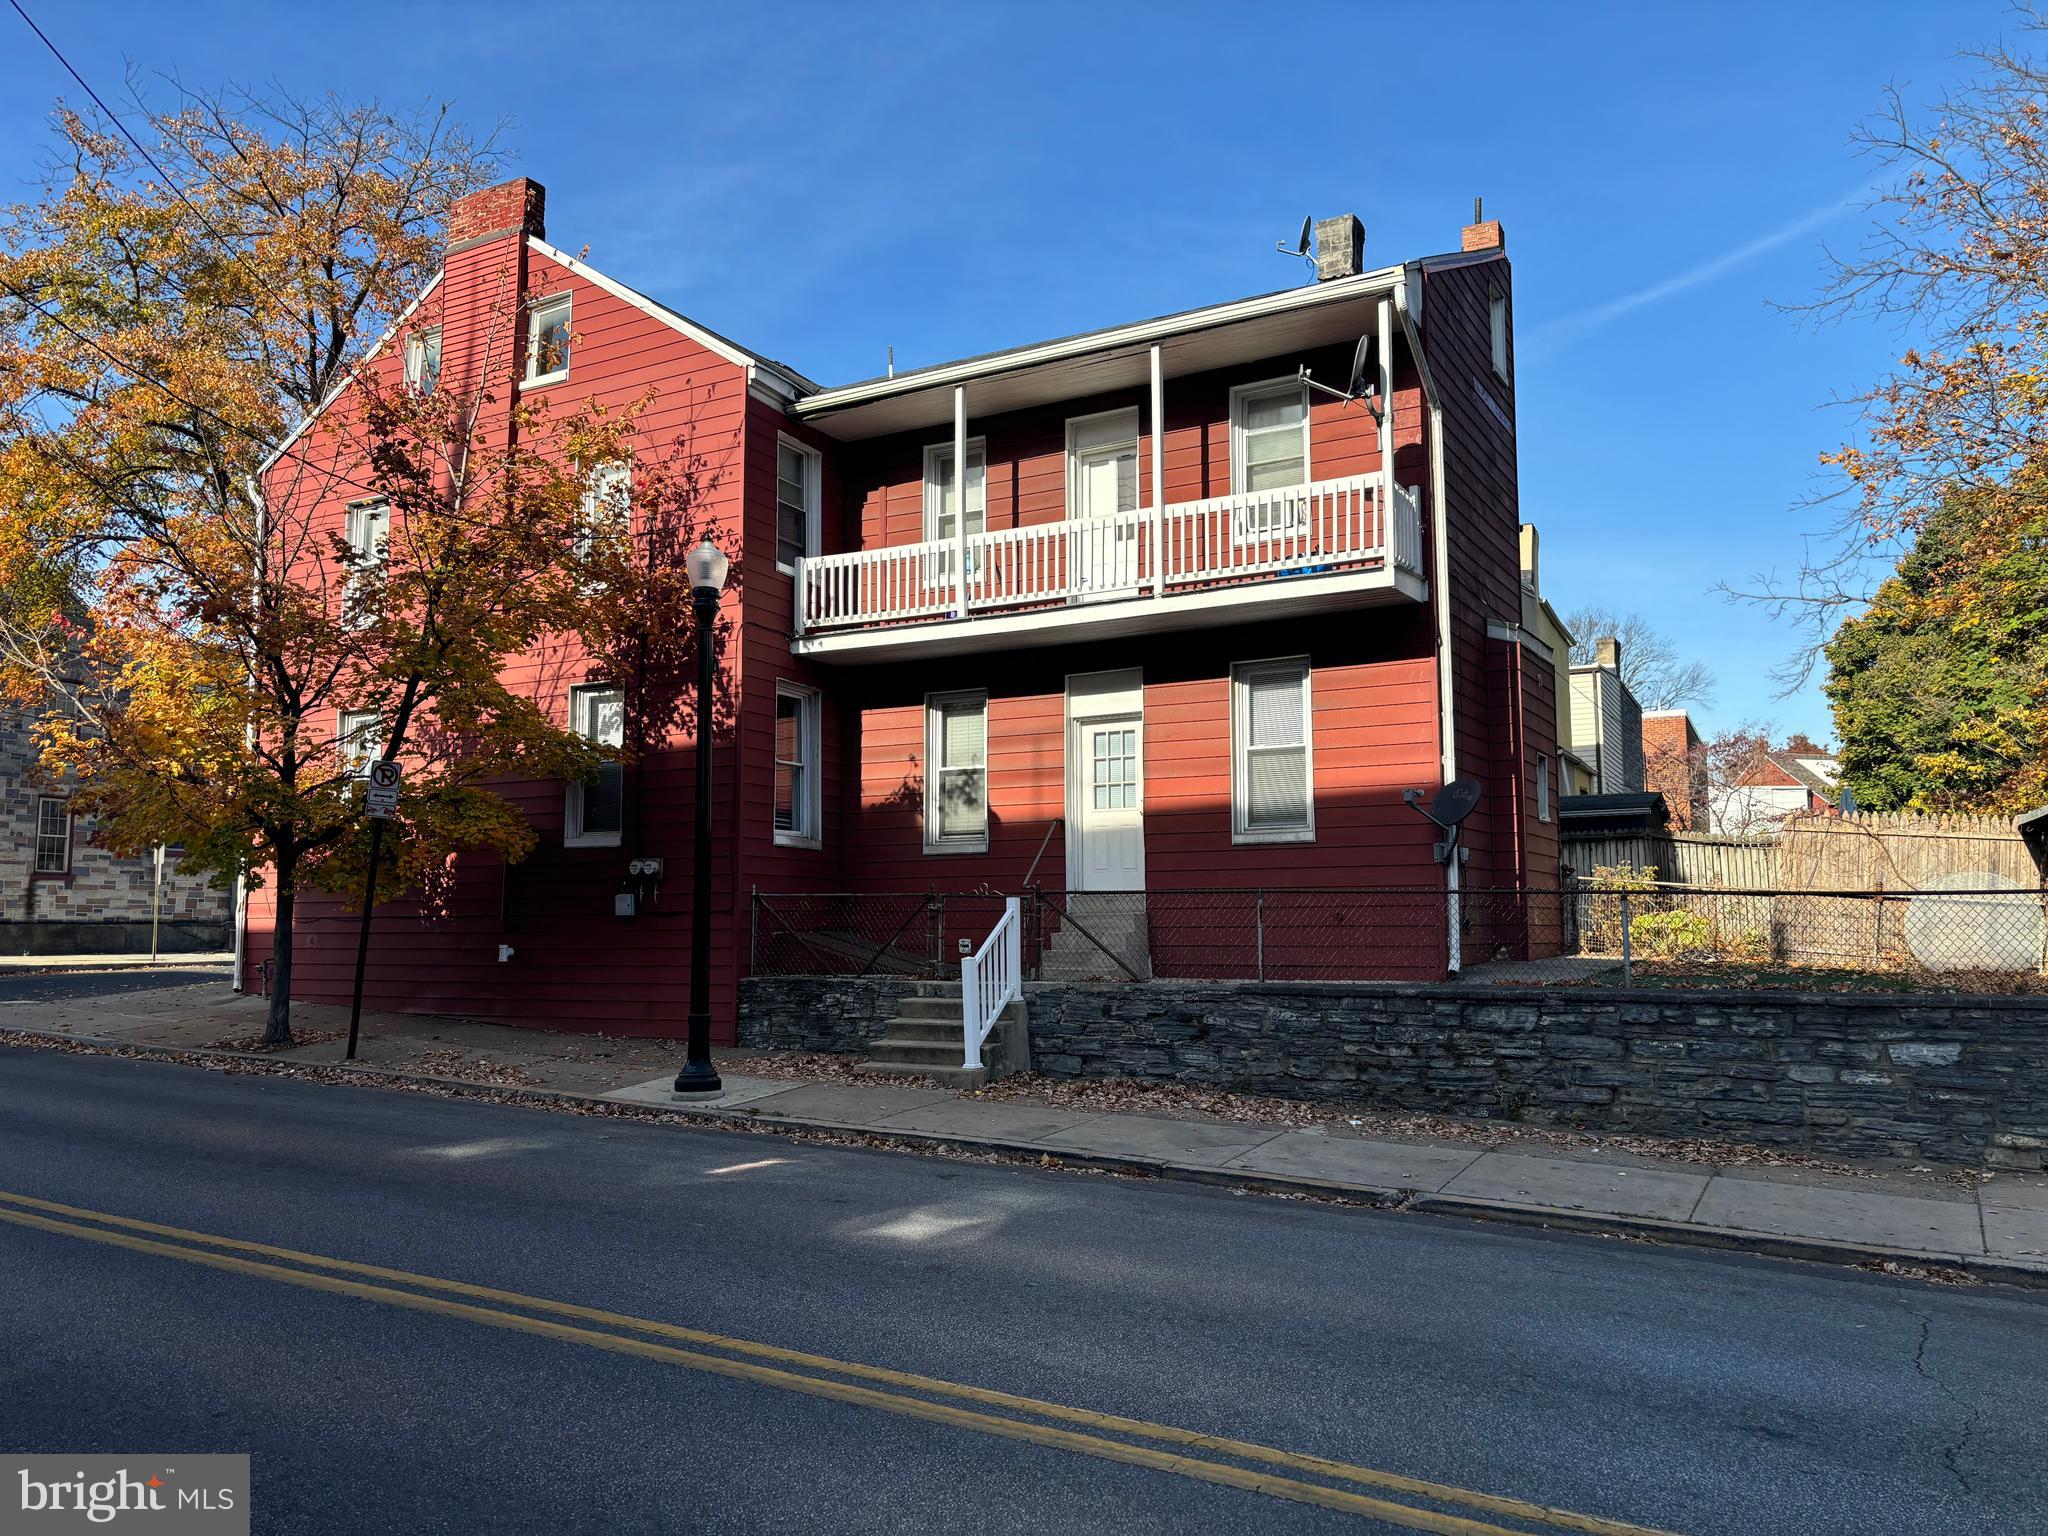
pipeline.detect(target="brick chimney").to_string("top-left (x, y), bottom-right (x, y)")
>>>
top-left (1314, 214), bottom-right (1365, 281)
top-left (447, 177), bottom-right (546, 250)
top-left (1595, 636), bottom-right (1622, 670)
top-left (1461, 197), bottom-right (1505, 254)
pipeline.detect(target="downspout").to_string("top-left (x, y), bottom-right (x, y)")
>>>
top-left (1395, 273), bottom-right (1460, 973)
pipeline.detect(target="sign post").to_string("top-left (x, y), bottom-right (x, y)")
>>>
top-left (347, 760), bottom-right (402, 1061)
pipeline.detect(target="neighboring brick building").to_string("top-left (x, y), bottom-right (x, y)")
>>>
top-left (243, 180), bottom-right (1561, 1037)
top-left (2, 705), bottom-right (232, 955)
top-left (1641, 708), bottom-right (1707, 830)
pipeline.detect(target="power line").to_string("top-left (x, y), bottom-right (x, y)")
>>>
top-left (6, 0), bottom-right (311, 329)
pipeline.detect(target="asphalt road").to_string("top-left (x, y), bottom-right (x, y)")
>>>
top-left (0, 1043), bottom-right (2041, 1535)
top-left (0, 964), bottom-right (232, 1004)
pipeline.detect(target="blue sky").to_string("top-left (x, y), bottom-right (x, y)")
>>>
top-left (0, 1), bottom-right (2016, 740)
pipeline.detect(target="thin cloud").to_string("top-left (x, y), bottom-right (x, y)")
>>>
top-left (1525, 183), bottom-right (1868, 356)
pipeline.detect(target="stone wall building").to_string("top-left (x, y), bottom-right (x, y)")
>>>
top-left (1, 704), bottom-right (233, 954)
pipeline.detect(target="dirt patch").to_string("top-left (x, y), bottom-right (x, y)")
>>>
top-left (211, 1028), bottom-right (346, 1053)
top-left (968, 1071), bottom-right (1917, 1180)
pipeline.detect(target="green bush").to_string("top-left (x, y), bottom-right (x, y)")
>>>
top-left (1630, 908), bottom-right (1713, 960)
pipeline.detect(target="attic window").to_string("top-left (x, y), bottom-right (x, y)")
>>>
top-left (527, 294), bottom-right (571, 384)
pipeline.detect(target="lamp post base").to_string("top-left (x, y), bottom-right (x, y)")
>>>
top-left (673, 1008), bottom-right (723, 1098)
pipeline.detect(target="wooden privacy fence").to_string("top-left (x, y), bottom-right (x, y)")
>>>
top-left (1776, 811), bottom-right (2045, 891)
top-left (1560, 831), bottom-right (1780, 888)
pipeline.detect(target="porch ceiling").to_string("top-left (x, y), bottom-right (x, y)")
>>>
top-left (793, 268), bottom-right (1409, 442)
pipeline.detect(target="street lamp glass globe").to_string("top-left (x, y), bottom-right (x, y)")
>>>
top-left (686, 538), bottom-right (729, 595)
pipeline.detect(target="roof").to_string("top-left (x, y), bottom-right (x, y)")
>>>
top-left (1557, 792), bottom-right (1671, 835)
top-left (1768, 751), bottom-right (1839, 802)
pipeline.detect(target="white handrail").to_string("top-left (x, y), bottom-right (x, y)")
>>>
top-left (799, 473), bottom-right (1394, 633)
top-left (961, 896), bottom-right (1021, 1071)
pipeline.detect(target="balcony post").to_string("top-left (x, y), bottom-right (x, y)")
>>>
top-left (1149, 343), bottom-right (1165, 597)
top-left (953, 383), bottom-right (969, 618)
top-left (1376, 297), bottom-right (1395, 552)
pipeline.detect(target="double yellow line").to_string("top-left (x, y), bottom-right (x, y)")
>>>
top-left (0, 1188), bottom-right (1677, 1535)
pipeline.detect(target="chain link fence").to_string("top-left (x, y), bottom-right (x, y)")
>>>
top-left (750, 883), bottom-right (2048, 994)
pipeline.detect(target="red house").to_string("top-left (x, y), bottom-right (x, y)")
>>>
top-left (241, 181), bottom-right (1560, 1040)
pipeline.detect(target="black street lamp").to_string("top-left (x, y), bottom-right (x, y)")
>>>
top-left (674, 536), bottom-right (729, 1098)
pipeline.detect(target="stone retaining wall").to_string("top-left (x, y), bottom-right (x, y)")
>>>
top-left (738, 975), bottom-right (2048, 1170)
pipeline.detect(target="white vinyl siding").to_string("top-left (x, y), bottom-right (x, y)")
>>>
top-left (924, 691), bottom-right (988, 853)
top-left (774, 683), bottom-right (821, 847)
top-left (338, 710), bottom-right (383, 779)
top-left (34, 796), bottom-right (71, 874)
top-left (1232, 658), bottom-right (1314, 842)
top-left (921, 440), bottom-right (987, 543)
top-left (526, 293), bottom-right (571, 385)
top-left (776, 437), bottom-right (820, 572)
top-left (566, 684), bottom-right (625, 846)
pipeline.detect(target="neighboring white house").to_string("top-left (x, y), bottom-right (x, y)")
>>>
top-left (1566, 637), bottom-right (1644, 796)
top-left (1709, 750), bottom-right (1840, 835)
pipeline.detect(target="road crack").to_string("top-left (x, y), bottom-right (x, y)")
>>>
top-left (1908, 1306), bottom-right (1983, 1497)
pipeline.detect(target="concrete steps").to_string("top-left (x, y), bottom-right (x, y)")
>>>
top-left (1038, 899), bottom-right (1152, 981)
top-left (855, 987), bottom-right (1029, 1089)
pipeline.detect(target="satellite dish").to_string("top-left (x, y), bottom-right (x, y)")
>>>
top-left (1276, 215), bottom-right (1313, 259)
top-left (1348, 334), bottom-right (1376, 398)
top-left (1432, 778), bottom-right (1482, 827)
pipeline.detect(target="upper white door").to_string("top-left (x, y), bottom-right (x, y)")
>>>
top-left (1071, 714), bottom-right (1145, 891)
top-left (1068, 410), bottom-right (1140, 600)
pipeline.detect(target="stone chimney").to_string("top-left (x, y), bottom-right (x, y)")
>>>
top-left (1595, 636), bottom-right (1622, 670)
top-left (1518, 523), bottom-right (1539, 593)
top-left (447, 177), bottom-right (547, 250)
top-left (1314, 214), bottom-right (1365, 281)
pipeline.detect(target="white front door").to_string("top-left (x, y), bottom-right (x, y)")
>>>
top-left (1071, 714), bottom-right (1145, 891)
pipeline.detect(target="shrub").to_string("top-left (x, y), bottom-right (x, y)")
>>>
top-left (1630, 908), bottom-right (1714, 959)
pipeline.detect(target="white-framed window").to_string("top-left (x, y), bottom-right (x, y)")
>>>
top-left (1231, 658), bottom-right (1314, 842)
top-left (1537, 754), bottom-right (1551, 822)
top-left (566, 684), bottom-right (625, 847)
top-left (526, 292), bottom-right (572, 386)
top-left (1229, 378), bottom-right (1310, 542)
top-left (33, 796), bottom-right (71, 875)
top-left (405, 327), bottom-right (442, 393)
top-left (773, 683), bottom-right (822, 847)
top-left (776, 436), bottom-right (821, 573)
top-left (924, 690), bottom-right (988, 853)
top-left (1490, 290), bottom-right (1509, 380)
top-left (343, 499), bottom-right (389, 613)
top-left (338, 710), bottom-right (384, 779)
top-left (576, 460), bottom-right (631, 562)
top-left (921, 439), bottom-right (987, 543)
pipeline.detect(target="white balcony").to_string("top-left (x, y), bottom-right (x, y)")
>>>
top-left (792, 475), bottom-right (1427, 661)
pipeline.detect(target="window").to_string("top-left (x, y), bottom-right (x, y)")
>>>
top-left (345, 500), bottom-right (390, 568)
top-left (526, 293), bottom-right (572, 385)
top-left (1229, 379), bottom-right (1310, 542)
top-left (774, 684), bottom-right (821, 846)
top-left (338, 710), bottom-right (383, 779)
top-left (1537, 754), bottom-right (1551, 822)
top-left (924, 691), bottom-right (988, 852)
top-left (776, 437), bottom-right (820, 572)
top-left (33, 796), bottom-right (71, 875)
top-left (1490, 291), bottom-right (1509, 380)
top-left (577, 461), bottom-right (631, 562)
top-left (405, 327), bottom-right (442, 393)
top-left (566, 684), bottom-right (625, 846)
top-left (1232, 658), bottom-right (1313, 842)
top-left (922, 440), bottom-right (987, 543)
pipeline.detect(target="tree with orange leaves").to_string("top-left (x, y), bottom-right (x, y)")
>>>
top-left (0, 91), bottom-right (640, 1044)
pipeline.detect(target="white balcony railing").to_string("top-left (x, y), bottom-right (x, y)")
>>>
top-left (797, 474), bottom-right (1422, 636)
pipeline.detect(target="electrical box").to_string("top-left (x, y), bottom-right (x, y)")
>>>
top-left (614, 892), bottom-right (637, 919)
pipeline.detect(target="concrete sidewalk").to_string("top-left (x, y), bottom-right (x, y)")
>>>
top-left (5, 977), bottom-right (2045, 1283)
top-left (0, 951), bottom-right (234, 973)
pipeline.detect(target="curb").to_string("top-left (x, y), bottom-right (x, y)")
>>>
top-left (6, 1024), bottom-right (2043, 1292)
